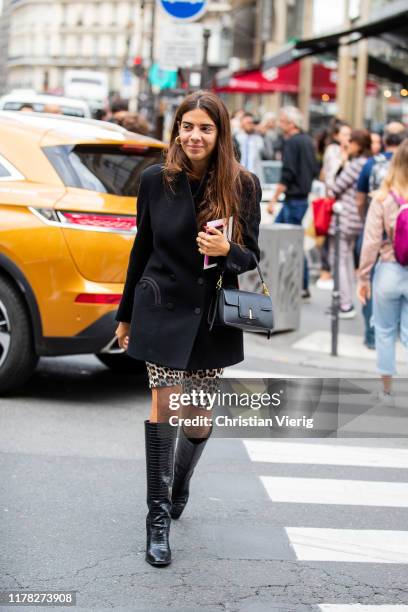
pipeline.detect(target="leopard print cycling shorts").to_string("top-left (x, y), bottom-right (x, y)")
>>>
top-left (146, 361), bottom-right (224, 408)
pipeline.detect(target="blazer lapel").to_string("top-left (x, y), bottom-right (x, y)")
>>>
top-left (166, 171), bottom-right (203, 268)
top-left (181, 170), bottom-right (198, 226)
top-left (164, 171), bottom-right (196, 224)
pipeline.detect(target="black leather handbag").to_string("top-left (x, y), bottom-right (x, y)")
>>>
top-left (208, 254), bottom-right (274, 339)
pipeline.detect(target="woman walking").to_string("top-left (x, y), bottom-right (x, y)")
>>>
top-left (317, 121), bottom-right (351, 289)
top-left (115, 91), bottom-right (262, 567)
top-left (358, 138), bottom-right (408, 404)
top-left (321, 121), bottom-right (351, 191)
top-left (328, 129), bottom-right (371, 318)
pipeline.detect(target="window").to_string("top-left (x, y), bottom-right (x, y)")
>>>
top-left (3, 101), bottom-right (86, 117)
top-left (0, 163), bottom-right (10, 179)
top-left (43, 145), bottom-right (163, 196)
top-left (0, 154), bottom-right (25, 181)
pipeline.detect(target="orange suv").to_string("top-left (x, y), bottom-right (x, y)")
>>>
top-left (0, 111), bottom-right (165, 393)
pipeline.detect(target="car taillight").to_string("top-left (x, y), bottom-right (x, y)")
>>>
top-left (75, 294), bottom-right (122, 304)
top-left (30, 207), bottom-right (136, 233)
top-left (120, 144), bottom-right (149, 153)
top-left (60, 211), bottom-right (136, 232)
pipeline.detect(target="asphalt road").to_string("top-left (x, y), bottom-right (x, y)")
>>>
top-left (1, 354), bottom-right (408, 612)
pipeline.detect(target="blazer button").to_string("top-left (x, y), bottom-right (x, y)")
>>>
top-left (166, 302), bottom-right (174, 310)
top-left (197, 277), bottom-right (204, 285)
top-left (194, 307), bottom-right (201, 315)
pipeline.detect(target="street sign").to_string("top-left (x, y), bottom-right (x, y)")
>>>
top-left (157, 0), bottom-right (208, 23)
top-left (148, 63), bottom-right (178, 91)
top-left (158, 23), bottom-right (203, 70)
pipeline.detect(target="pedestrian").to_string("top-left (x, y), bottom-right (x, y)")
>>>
top-left (120, 112), bottom-right (151, 136)
top-left (358, 137), bottom-right (408, 405)
top-left (43, 104), bottom-right (62, 115)
top-left (355, 122), bottom-right (406, 348)
top-left (321, 122), bottom-right (351, 192)
top-left (317, 121), bottom-right (351, 289)
top-left (104, 98), bottom-right (129, 124)
top-left (356, 123), bottom-right (406, 217)
top-left (234, 112), bottom-right (266, 176)
top-left (328, 129), bottom-right (371, 318)
top-left (267, 106), bottom-right (318, 299)
top-left (114, 91), bottom-right (262, 567)
top-left (257, 112), bottom-right (282, 160)
top-left (19, 104), bottom-right (35, 112)
top-left (370, 131), bottom-right (382, 156)
top-left (230, 108), bottom-right (244, 135)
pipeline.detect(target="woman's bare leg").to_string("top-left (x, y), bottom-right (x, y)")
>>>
top-left (149, 386), bottom-right (212, 436)
top-left (382, 375), bottom-right (392, 394)
top-left (149, 385), bottom-right (182, 423)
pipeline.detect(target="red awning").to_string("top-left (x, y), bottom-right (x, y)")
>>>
top-left (214, 61), bottom-right (378, 97)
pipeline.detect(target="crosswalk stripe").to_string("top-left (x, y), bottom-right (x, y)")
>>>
top-left (319, 606), bottom-right (408, 611)
top-left (292, 330), bottom-right (407, 363)
top-left (285, 528), bottom-right (408, 563)
top-left (260, 476), bottom-right (408, 507)
top-left (243, 440), bottom-right (408, 469)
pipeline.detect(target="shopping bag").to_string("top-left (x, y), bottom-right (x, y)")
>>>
top-left (312, 197), bottom-right (335, 236)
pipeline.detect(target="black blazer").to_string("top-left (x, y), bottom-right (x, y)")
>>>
top-left (116, 163), bottom-right (262, 370)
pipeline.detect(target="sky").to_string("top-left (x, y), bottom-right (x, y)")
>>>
top-left (313, 0), bottom-right (361, 34)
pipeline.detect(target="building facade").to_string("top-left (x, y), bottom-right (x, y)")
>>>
top-left (5, 0), bottom-right (139, 94)
top-left (2, 0), bottom-right (233, 98)
top-left (0, 0), bottom-right (11, 95)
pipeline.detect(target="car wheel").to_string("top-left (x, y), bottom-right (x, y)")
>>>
top-left (0, 276), bottom-right (39, 394)
top-left (96, 352), bottom-right (146, 375)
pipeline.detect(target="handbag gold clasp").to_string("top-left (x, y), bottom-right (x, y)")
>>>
top-left (216, 274), bottom-right (223, 290)
top-left (262, 282), bottom-right (270, 296)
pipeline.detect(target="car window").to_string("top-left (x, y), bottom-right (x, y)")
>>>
top-left (3, 101), bottom-right (85, 117)
top-left (0, 154), bottom-right (24, 181)
top-left (56, 106), bottom-right (86, 117)
top-left (43, 144), bottom-right (163, 196)
top-left (0, 162), bottom-right (11, 178)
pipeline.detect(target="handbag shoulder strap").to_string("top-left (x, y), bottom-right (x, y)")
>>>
top-left (250, 252), bottom-right (269, 293)
top-left (217, 251), bottom-right (270, 296)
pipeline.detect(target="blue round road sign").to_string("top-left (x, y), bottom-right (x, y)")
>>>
top-left (158, 0), bottom-right (207, 22)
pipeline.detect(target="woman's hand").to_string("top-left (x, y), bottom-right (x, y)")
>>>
top-left (267, 198), bottom-right (277, 215)
top-left (357, 283), bottom-right (371, 306)
top-left (196, 226), bottom-right (231, 257)
top-left (115, 322), bottom-right (130, 350)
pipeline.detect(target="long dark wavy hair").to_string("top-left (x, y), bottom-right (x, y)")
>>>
top-left (164, 90), bottom-right (255, 245)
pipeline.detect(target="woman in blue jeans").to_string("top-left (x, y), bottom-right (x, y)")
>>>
top-left (358, 139), bottom-right (408, 403)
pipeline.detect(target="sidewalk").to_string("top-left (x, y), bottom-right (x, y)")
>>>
top-left (231, 281), bottom-right (408, 378)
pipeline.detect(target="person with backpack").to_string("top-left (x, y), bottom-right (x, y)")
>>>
top-left (355, 122), bottom-right (406, 349)
top-left (358, 138), bottom-right (408, 405)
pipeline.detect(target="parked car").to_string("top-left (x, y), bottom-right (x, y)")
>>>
top-left (0, 111), bottom-right (165, 393)
top-left (0, 91), bottom-right (92, 118)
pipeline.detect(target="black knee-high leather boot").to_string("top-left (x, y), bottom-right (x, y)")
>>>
top-left (171, 424), bottom-right (212, 520)
top-left (145, 419), bottom-right (177, 566)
